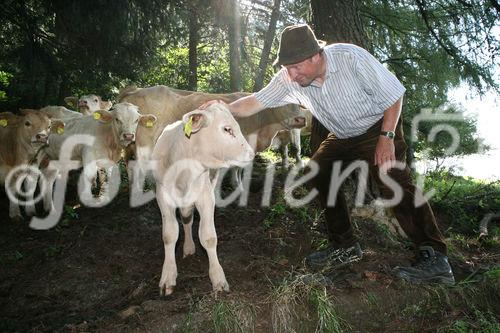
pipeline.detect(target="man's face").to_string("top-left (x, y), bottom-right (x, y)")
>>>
top-left (284, 54), bottom-right (321, 87)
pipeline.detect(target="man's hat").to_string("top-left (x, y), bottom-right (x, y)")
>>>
top-left (273, 24), bottom-right (326, 66)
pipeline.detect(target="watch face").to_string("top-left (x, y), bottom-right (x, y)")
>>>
top-left (382, 131), bottom-right (395, 139)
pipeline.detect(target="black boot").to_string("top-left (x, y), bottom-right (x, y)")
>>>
top-left (306, 242), bottom-right (363, 269)
top-left (395, 246), bottom-right (455, 285)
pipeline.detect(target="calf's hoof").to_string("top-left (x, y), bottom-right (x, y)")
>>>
top-left (212, 280), bottom-right (230, 293)
top-left (159, 284), bottom-right (175, 296)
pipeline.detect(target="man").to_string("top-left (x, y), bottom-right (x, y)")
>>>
top-left (206, 24), bottom-right (454, 284)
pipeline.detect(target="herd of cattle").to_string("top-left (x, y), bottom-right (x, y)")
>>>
top-left (0, 86), bottom-right (312, 293)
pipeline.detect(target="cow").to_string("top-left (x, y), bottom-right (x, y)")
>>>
top-left (64, 94), bottom-right (113, 115)
top-left (0, 110), bottom-right (61, 220)
top-left (39, 103), bottom-right (157, 213)
top-left (152, 103), bottom-right (254, 295)
top-left (118, 85), bottom-right (306, 184)
top-left (271, 107), bottom-right (313, 168)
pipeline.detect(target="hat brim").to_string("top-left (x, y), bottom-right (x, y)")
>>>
top-left (273, 40), bottom-right (326, 66)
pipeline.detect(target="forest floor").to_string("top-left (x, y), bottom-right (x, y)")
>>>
top-left (0, 156), bottom-right (499, 333)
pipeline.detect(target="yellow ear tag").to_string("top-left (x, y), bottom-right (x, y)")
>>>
top-left (57, 127), bottom-right (64, 135)
top-left (146, 120), bottom-right (154, 128)
top-left (93, 112), bottom-right (101, 120)
top-left (0, 119), bottom-right (7, 127)
top-left (183, 116), bottom-right (193, 138)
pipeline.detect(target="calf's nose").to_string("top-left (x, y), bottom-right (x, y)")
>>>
top-left (36, 133), bottom-right (48, 142)
top-left (123, 133), bottom-right (135, 141)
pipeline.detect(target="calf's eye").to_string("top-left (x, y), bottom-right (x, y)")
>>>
top-left (224, 126), bottom-right (234, 137)
top-left (25, 121), bottom-right (31, 127)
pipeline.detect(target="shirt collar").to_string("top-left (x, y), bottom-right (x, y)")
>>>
top-left (309, 50), bottom-right (338, 88)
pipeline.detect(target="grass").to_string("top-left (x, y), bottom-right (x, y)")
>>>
top-left (270, 272), bottom-right (348, 333)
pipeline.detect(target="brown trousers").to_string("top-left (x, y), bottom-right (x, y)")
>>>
top-left (309, 118), bottom-right (447, 254)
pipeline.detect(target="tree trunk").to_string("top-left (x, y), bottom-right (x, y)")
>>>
top-left (187, 9), bottom-right (199, 91)
top-left (309, 0), bottom-right (369, 154)
top-left (253, 0), bottom-right (282, 92)
top-left (228, 1), bottom-right (241, 92)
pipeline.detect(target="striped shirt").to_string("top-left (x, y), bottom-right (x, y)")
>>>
top-left (254, 43), bottom-right (406, 138)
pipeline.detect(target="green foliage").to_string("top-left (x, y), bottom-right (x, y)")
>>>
top-left (423, 169), bottom-right (500, 232)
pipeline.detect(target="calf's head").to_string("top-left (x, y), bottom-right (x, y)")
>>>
top-left (65, 94), bottom-right (113, 115)
top-left (18, 109), bottom-right (52, 148)
top-left (93, 102), bottom-right (157, 147)
top-left (182, 103), bottom-right (255, 169)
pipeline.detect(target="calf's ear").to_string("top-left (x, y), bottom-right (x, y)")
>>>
top-left (139, 114), bottom-right (157, 128)
top-left (64, 96), bottom-right (78, 108)
top-left (92, 110), bottom-right (113, 123)
top-left (100, 100), bottom-right (113, 111)
top-left (0, 112), bottom-right (19, 127)
top-left (50, 120), bottom-right (65, 134)
top-left (182, 110), bottom-right (211, 138)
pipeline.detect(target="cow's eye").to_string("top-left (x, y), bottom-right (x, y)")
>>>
top-left (94, 99), bottom-right (98, 103)
top-left (25, 121), bottom-right (31, 127)
top-left (224, 126), bottom-right (234, 137)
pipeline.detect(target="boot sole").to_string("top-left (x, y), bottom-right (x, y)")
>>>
top-left (397, 272), bottom-right (455, 285)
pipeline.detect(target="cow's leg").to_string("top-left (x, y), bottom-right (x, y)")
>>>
top-left (24, 173), bottom-right (39, 217)
top-left (180, 206), bottom-right (196, 258)
top-left (7, 174), bottom-right (23, 221)
top-left (280, 143), bottom-right (290, 169)
top-left (291, 129), bottom-right (304, 168)
top-left (42, 168), bottom-right (58, 213)
top-left (196, 178), bottom-right (229, 292)
top-left (156, 184), bottom-right (179, 295)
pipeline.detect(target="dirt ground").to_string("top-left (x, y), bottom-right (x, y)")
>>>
top-left (1, 159), bottom-right (499, 332)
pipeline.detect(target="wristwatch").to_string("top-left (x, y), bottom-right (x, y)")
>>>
top-left (380, 130), bottom-right (395, 139)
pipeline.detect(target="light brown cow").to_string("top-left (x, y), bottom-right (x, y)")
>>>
top-left (0, 110), bottom-right (55, 220)
top-left (118, 85), bottom-right (306, 177)
top-left (152, 103), bottom-right (254, 295)
top-left (271, 107), bottom-right (313, 168)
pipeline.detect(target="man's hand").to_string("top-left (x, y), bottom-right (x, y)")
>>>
top-left (198, 99), bottom-right (227, 110)
top-left (374, 136), bottom-right (395, 173)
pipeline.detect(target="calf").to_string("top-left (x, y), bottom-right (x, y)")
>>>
top-left (40, 103), bottom-right (156, 212)
top-left (0, 110), bottom-right (53, 220)
top-left (152, 103), bottom-right (254, 295)
top-left (65, 94), bottom-right (113, 115)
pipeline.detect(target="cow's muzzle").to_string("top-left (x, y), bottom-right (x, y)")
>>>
top-left (122, 133), bottom-right (135, 142)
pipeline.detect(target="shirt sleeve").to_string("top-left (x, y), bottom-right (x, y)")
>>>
top-left (354, 48), bottom-right (406, 111)
top-left (253, 69), bottom-right (293, 108)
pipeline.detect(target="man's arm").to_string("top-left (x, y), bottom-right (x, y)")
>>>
top-left (374, 96), bottom-right (403, 171)
top-left (228, 94), bottom-right (266, 118)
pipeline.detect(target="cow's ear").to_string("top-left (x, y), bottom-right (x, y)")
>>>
top-left (64, 96), bottom-right (78, 108)
top-left (100, 100), bottom-right (113, 111)
top-left (182, 110), bottom-right (211, 138)
top-left (50, 120), bottom-right (65, 134)
top-left (93, 110), bottom-right (113, 123)
top-left (139, 114), bottom-right (157, 128)
top-left (0, 112), bottom-right (18, 127)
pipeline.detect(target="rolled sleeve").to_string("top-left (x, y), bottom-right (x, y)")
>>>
top-left (355, 49), bottom-right (406, 111)
top-left (254, 69), bottom-right (291, 108)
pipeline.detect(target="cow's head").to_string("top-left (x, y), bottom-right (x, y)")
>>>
top-left (181, 103), bottom-right (255, 168)
top-left (282, 115), bottom-right (306, 130)
top-left (65, 94), bottom-right (113, 115)
top-left (93, 102), bottom-right (156, 147)
top-left (18, 109), bottom-right (52, 148)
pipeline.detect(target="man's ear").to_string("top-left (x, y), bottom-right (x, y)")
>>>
top-left (50, 120), bottom-right (65, 134)
top-left (64, 96), bottom-right (78, 108)
top-left (92, 110), bottom-right (113, 123)
top-left (100, 100), bottom-right (113, 111)
top-left (139, 114), bottom-right (157, 128)
top-left (182, 110), bottom-right (211, 138)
